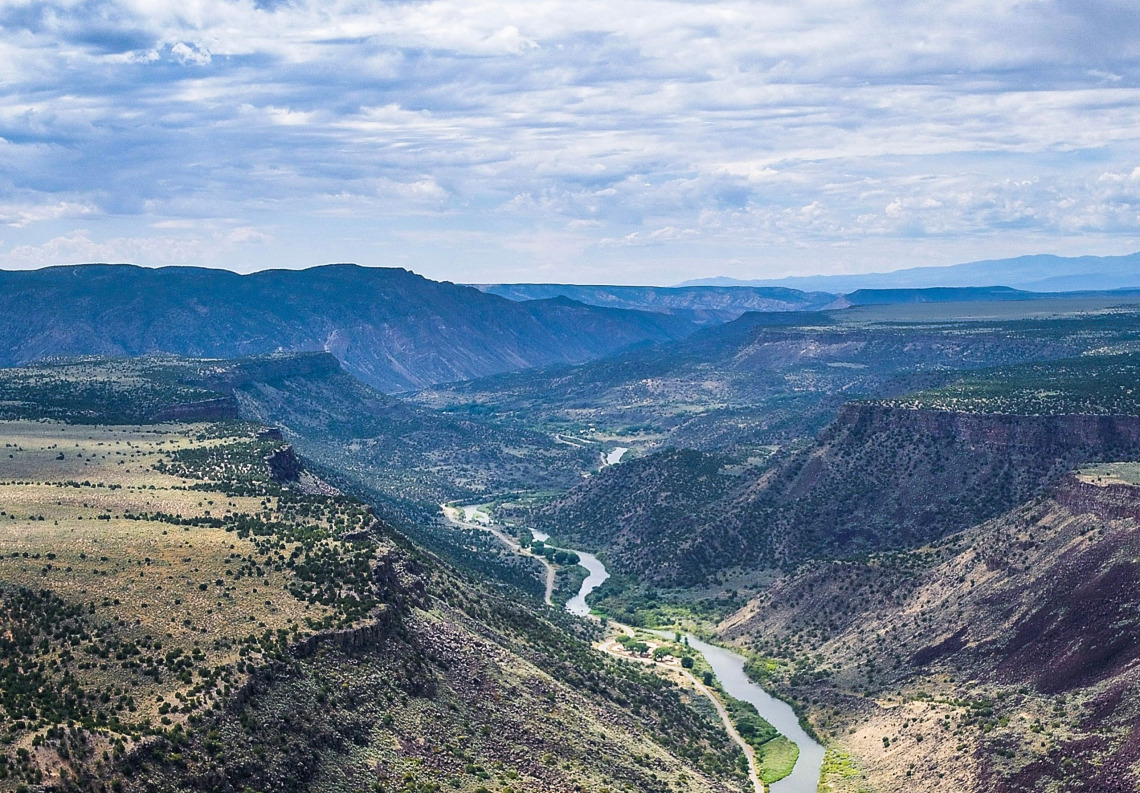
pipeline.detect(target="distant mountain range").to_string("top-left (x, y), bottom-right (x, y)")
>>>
top-left (0, 264), bottom-right (696, 391)
top-left (5, 259), bottom-right (1137, 396)
top-left (473, 283), bottom-right (838, 324)
top-left (679, 252), bottom-right (1140, 292)
top-left (477, 256), bottom-right (1140, 319)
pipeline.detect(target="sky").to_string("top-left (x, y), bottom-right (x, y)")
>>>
top-left (2, 0), bottom-right (1140, 284)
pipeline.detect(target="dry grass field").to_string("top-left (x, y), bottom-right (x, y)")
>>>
top-left (0, 420), bottom-right (375, 790)
top-left (1078, 461), bottom-right (1140, 486)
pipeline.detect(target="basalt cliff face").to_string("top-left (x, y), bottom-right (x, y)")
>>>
top-left (198, 351), bottom-right (342, 391)
top-left (826, 403), bottom-right (1140, 451)
top-left (149, 396), bottom-right (240, 423)
top-left (763, 404), bottom-right (1140, 557)
top-left (723, 404), bottom-right (1140, 569)
top-left (1054, 474), bottom-right (1140, 521)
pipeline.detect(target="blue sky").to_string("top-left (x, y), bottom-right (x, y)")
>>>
top-left (1, 0), bottom-right (1140, 284)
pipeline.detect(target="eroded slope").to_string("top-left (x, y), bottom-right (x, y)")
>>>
top-left (720, 471), bottom-right (1140, 792)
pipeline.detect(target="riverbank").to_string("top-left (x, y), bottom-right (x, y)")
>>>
top-left (443, 503), bottom-right (825, 792)
top-left (441, 504), bottom-right (556, 604)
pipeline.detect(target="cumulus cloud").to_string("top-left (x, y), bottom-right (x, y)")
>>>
top-left (1, 0), bottom-right (1139, 281)
top-left (3, 223), bottom-right (275, 269)
top-left (170, 42), bottom-right (212, 65)
top-left (0, 200), bottom-right (96, 227)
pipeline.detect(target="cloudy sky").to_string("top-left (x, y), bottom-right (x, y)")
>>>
top-left (1, 0), bottom-right (1140, 283)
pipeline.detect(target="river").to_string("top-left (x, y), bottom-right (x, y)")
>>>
top-left (686, 636), bottom-right (826, 793)
top-left (564, 549), bottom-right (610, 617)
top-left (458, 509), bottom-right (825, 790)
top-left (604, 447), bottom-right (629, 466)
top-left (531, 528), bottom-right (611, 616)
top-left (554, 542), bottom-right (825, 792)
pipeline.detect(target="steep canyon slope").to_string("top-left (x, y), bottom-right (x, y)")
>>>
top-left (719, 470), bottom-right (1140, 793)
top-left (528, 348), bottom-right (1140, 585)
top-left (0, 395), bottom-right (751, 793)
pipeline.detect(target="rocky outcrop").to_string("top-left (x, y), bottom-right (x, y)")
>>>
top-left (826, 403), bottom-right (1140, 451)
top-left (264, 444), bottom-right (303, 482)
top-left (1055, 476), bottom-right (1140, 521)
top-left (372, 548), bottom-right (428, 610)
top-left (341, 516), bottom-right (384, 543)
top-left (150, 395), bottom-right (240, 422)
top-left (290, 605), bottom-right (398, 658)
top-left (201, 352), bottom-right (342, 391)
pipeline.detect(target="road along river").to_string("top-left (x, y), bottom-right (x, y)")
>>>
top-left (540, 526), bottom-right (825, 791)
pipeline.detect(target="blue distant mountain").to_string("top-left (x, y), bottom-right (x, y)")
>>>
top-left (473, 283), bottom-right (838, 324)
top-left (0, 263), bottom-right (697, 392)
top-left (843, 286), bottom-right (1037, 305)
top-left (679, 252), bottom-right (1140, 292)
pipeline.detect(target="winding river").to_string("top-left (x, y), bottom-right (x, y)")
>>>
top-left (556, 543), bottom-right (825, 792)
top-left (530, 529), bottom-right (610, 615)
top-left (686, 636), bottom-right (826, 793)
top-left (604, 447), bottom-right (629, 466)
top-left (564, 550), bottom-right (610, 617)
top-left (457, 510), bottom-right (825, 791)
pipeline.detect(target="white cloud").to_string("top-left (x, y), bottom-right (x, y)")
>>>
top-left (0, 201), bottom-right (96, 228)
top-left (1, 0), bottom-right (1140, 280)
top-left (3, 230), bottom-right (206, 267)
top-left (1, 224), bottom-right (276, 269)
top-left (170, 42), bottom-right (212, 65)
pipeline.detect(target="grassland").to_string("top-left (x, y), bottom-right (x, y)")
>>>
top-left (0, 359), bottom-right (228, 424)
top-left (1077, 461), bottom-right (1140, 485)
top-left (816, 747), bottom-right (868, 793)
top-left (0, 420), bottom-right (377, 791)
top-left (879, 353), bottom-right (1140, 416)
top-left (718, 694), bottom-right (799, 784)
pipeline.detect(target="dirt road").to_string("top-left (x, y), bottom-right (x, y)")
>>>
top-left (441, 505), bottom-right (555, 605)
